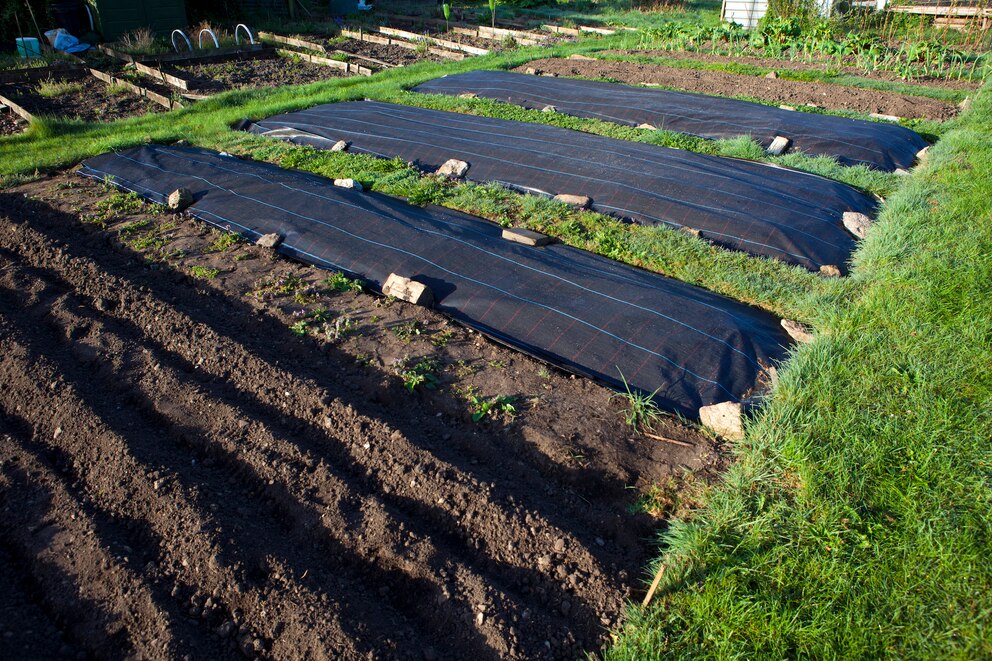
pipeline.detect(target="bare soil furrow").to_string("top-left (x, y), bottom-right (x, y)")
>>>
top-left (0, 175), bottom-right (720, 659)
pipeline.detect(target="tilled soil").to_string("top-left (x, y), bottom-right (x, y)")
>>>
top-left (0, 110), bottom-right (27, 135)
top-left (0, 172), bottom-right (718, 660)
top-left (326, 37), bottom-right (449, 66)
top-left (0, 78), bottom-right (164, 123)
top-left (517, 58), bottom-right (958, 121)
top-left (169, 54), bottom-right (348, 92)
top-left (609, 48), bottom-right (980, 91)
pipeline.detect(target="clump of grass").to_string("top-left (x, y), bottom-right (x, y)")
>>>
top-left (118, 28), bottom-right (158, 55)
top-left (612, 369), bottom-right (663, 430)
top-left (35, 77), bottom-right (84, 98)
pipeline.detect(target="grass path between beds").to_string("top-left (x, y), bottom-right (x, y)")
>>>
top-left (607, 77), bottom-right (992, 658)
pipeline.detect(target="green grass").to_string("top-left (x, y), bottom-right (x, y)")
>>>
top-left (608, 78), bottom-right (992, 659)
top-left (35, 77), bottom-right (84, 98)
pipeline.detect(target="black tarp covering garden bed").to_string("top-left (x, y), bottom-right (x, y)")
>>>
top-left (79, 145), bottom-right (790, 417)
top-left (413, 70), bottom-right (929, 172)
top-left (242, 100), bottom-right (877, 272)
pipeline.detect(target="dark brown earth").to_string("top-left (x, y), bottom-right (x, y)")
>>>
top-left (0, 110), bottom-right (27, 135)
top-left (321, 37), bottom-right (449, 67)
top-left (0, 172), bottom-right (718, 660)
top-left (516, 58), bottom-right (958, 121)
top-left (169, 54), bottom-right (347, 92)
top-left (607, 49), bottom-right (981, 91)
top-left (0, 78), bottom-right (164, 123)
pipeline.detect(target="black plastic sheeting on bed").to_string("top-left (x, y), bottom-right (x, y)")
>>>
top-left (79, 145), bottom-right (791, 417)
top-left (413, 70), bottom-right (929, 172)
top-left (242, 100), bottom-right (877, 273)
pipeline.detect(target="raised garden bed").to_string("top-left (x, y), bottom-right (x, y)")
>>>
top-left (516, 57), bottom-right (958, 121)
top-left (0, 72), bottom-right (165, 124)
top-left (163, 51), bottom-right (351, 93)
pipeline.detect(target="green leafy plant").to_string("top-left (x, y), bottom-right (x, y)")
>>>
top-left (442, 2), bottom-right (451, 32)
top-left (190, 265), bottom-right (220, 279)
top-left (397, 357), bottom-right (440, 391)
top-left (467, 390), bottom-right (516, 421)
top-left (36, 77), bottom-right (83, 98)
top-left (206, 231), bottom-right (243, 253)
top-left (390, 320), bottom-right (424, 342)
top-left (489, 0), bottom-right (497, 30)
top-left (324, 271), bottom-right (363, 293)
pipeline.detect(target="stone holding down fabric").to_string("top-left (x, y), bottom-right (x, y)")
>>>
top-left (79, 145), bottom-right (790, 417)
top-left (412, 70), bottom-right (929, 172)
top-left (243, 100), bottom-right (877, 272)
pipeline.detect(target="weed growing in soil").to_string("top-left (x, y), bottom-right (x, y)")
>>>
top-left (431, 329), bottom-right (455, 348)
top-left (206, 231), bottom-right (243, 252)
top-left (36, 78), bottom-right (84, 98)
top-left (190, 265), bottom-right (220, 279)
top-left (613, 370), bottom-right (663, 430)
top-left (467, 390), bottom-right (517, 421)
top-left (397, 356), bottom-right (441, 391)
top-left (324, 271), bottom-right (363, 293)
top-left (390, 320), bottom-right (424, 342)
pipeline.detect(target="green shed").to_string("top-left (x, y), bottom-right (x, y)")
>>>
top-left (87, 0), bottom-right (187, 40)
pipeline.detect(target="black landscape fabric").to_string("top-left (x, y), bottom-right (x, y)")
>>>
top-left (413, 70), bottom-right (929, 172)
top-left (243, 100), bottom-right (877, 272)
top-left (79, 145), bottom-right (790, 417)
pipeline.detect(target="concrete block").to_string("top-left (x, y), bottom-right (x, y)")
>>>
top-left (778, 105), bottom-right (795, 111)
top-left (637, 123), bottom-right (657, 130)
top-left (764, 70), bottom-right (778, 79)
top-left (916, 145), bottom-right (930, 162)
top-left (553, 193), bottom-right (591, 209)
top-left (542, 105), bottom-right (557, 113)
top-left (767, 135), bottom-right (791, 156)
top-left (382, 273), bottom-right (434, 306)
top-left (869, 112), bottom-right (901, 122)
top-left (333, 178), bottom-right (363, 191)
top-left (699, 401), bottom-right (744, 440)
top-left (819, 264), bottom-right (842, 278)
top-left (331, 140), bottom-right (350, 152)
top-left (502, 227), bottom-right (553, 246)
top-left (167, 187), bottom-right (193, 211)
top-left (781, 318), bottom-right (814, 344)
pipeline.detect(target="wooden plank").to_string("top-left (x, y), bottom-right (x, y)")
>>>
top-left (331, 49), bottom-right (393, 69)
top-left (258, 31), bottom-right (329, 53)
top-left (889, 3), bottom-right (991, 15)
top-left (0, 92), bottom-right (34, 122)
top-left (543, 24), bottom-right (581, 36)
top-left (340, 28), bottom-right (464, 60)
top-left (578, 24), bottom-right (616, 35)
top-left (87, 68), bottom-right (182, 111)
top-left (454, 26), bottom-right (542, 46)
top-left (132, 61), bottom-right (190, 91)
top-left (275, 48), bottom-right (373, 76)
top-left (100, 43), bottom-right (266, 65)
top-left (377, 26), bottom-right (488, 55)
top-left (474, 25), bottom-right (545, 43)
top-left (0, 65), bottom-right (85, 85)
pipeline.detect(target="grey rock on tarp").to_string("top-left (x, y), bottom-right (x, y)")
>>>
top-left (330, 140), bottom-right (350, 152)
top-left (542, 105), bottom-right (557, 113)
top-left (436, 159), bottom-right (470, 178)
top-left (637, 123), bottom-right (657, 130)
top-left (333, 178), bottom-right (363, 191)
top-left (553, 193), bottom-right (591, 209)
top-left (699, 401), bottom-right (744, 440)
top-left (255, 233), bottom-right (283, 249)
top-left (842, 211), bottom-right (872, 239)
top-left (168, 188), bottom-right (193, 211)
top-left (781, 318), bottom-right (814, 344)
top-left (525, 67), bottom-right (537, 75)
